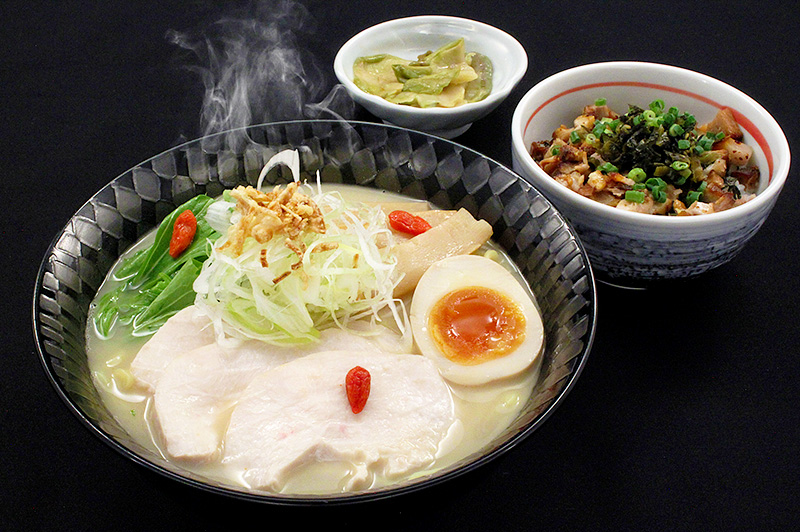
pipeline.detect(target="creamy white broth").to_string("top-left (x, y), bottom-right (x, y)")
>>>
top-left (86, 184), bottom-right (541, 494)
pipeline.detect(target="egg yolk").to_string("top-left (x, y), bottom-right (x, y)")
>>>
top-left (428, 286), bottom-right (526, 365)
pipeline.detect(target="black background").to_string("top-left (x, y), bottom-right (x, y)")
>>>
top-left (3, 1), bottom-right (799, 530)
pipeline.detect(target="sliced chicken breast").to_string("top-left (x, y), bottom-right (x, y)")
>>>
top-left (130, 305), bottom-right (215, 391)
top-left (223, 350), bottom-right (455, 492)
top-left (153, 326), bottom-right (411, 462)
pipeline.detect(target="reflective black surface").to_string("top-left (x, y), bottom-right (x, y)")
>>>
top-left (5, 1), bottom-right (799, 530)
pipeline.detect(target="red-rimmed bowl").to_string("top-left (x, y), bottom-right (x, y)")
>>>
top-left (511, 61), bottom-right (790, 286)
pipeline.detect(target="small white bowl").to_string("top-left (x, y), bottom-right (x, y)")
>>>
top-left (511, 61), bottom-right (791, 286)
top-left (334, 15), bottom-right (527, 139)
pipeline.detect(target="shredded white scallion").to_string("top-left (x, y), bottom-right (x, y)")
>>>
top-left (193, 152), bottom-right (406, 346)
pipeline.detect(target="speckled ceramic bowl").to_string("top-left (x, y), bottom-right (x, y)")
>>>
top-left (334, 15), bottom-right (527, 139)
top-left (511, 61), bottom-right (791, 286)
top-left (34, 120), bottom-right (595, 505)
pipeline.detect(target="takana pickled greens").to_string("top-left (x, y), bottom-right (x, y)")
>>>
top-left (353, 38), bottom-right (492, 108)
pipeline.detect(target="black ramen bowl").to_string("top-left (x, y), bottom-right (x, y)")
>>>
top-left (33, 120), bottom-right (597, 504)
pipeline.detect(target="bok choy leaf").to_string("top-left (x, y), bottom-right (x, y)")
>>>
top-left (92, 195), bottom-right (221, 337)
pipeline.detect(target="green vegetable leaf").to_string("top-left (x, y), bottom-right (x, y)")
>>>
top-left (131, 195), bottom-right (215, 286)
top-left (92, 195), bottom-right (221, 337)
top-left (133, 260), bottom-right (202, 334)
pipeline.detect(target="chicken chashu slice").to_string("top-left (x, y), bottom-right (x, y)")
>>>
top-left (129, 305), bottom-right (215, 392)
top-left (223, 350), bottom-right (455, 492)
top-left (152, 324), bottom-right (411, 462)
top-left (392, 207), bottom-right (493, 297)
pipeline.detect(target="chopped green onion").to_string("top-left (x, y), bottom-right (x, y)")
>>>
top-left (550, 146), bottom-right (560, 155)
top-left (598, 162), bottom-right (618, 174)
top-left (625, 190), bottom-right (646, 203)
top-left (669, 124), bottom-right (685, 136)
top-left (671, 161), bottom-right (690, 171)
top-left (627, 167), bottom-right (647, 182)
top-left (645, 177), bottom-right (668, 203)
top-left (570, 130), bottom-right (581, 144)
top-left (699, 134), bottom-right (716, 151)
top-left (649, 99), bottom-right (665, 113)
top-left (677, 139), bottom-right (691, 150)
top-left (686, 190), bottom-right (702, 205)
top-left (642, 110), bottom-right (659, 127)
top-left (595, 97), bottom-right (607, 106)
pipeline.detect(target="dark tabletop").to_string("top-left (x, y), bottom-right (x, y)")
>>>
top-left (3, 1), bottom-right (799, 530)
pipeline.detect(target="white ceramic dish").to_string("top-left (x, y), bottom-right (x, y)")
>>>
top-left (511, 61), bottom-right (791, 286)
top-left (334, 15), bottom-right (527, 138)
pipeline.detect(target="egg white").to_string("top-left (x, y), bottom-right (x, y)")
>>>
top-left (409, 254), bottom-right (544, 386)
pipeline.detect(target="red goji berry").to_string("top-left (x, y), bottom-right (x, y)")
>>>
top-left (169, 209), bottom-right (197, 258)
top-left (388, 210), bottom-right (432, 236)
top-left (345, 366), bottom-right (371, 414)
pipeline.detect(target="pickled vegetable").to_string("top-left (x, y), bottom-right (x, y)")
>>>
top-left (353, 38), bottom-right (493, 108)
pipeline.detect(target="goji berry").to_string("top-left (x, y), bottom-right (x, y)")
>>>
top-left (169, 209), bottom-right (197, 258)
top-left (345, 365), bottom-right (371, 414)
top-left (388, 210), bottom-right (432, 236)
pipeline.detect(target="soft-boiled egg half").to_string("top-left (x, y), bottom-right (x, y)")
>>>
top-left (410, 254), bottom-right (544, 386)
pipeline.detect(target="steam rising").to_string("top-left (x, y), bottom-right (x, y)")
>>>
top-left (168, 0), bottom-right (355, 149)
